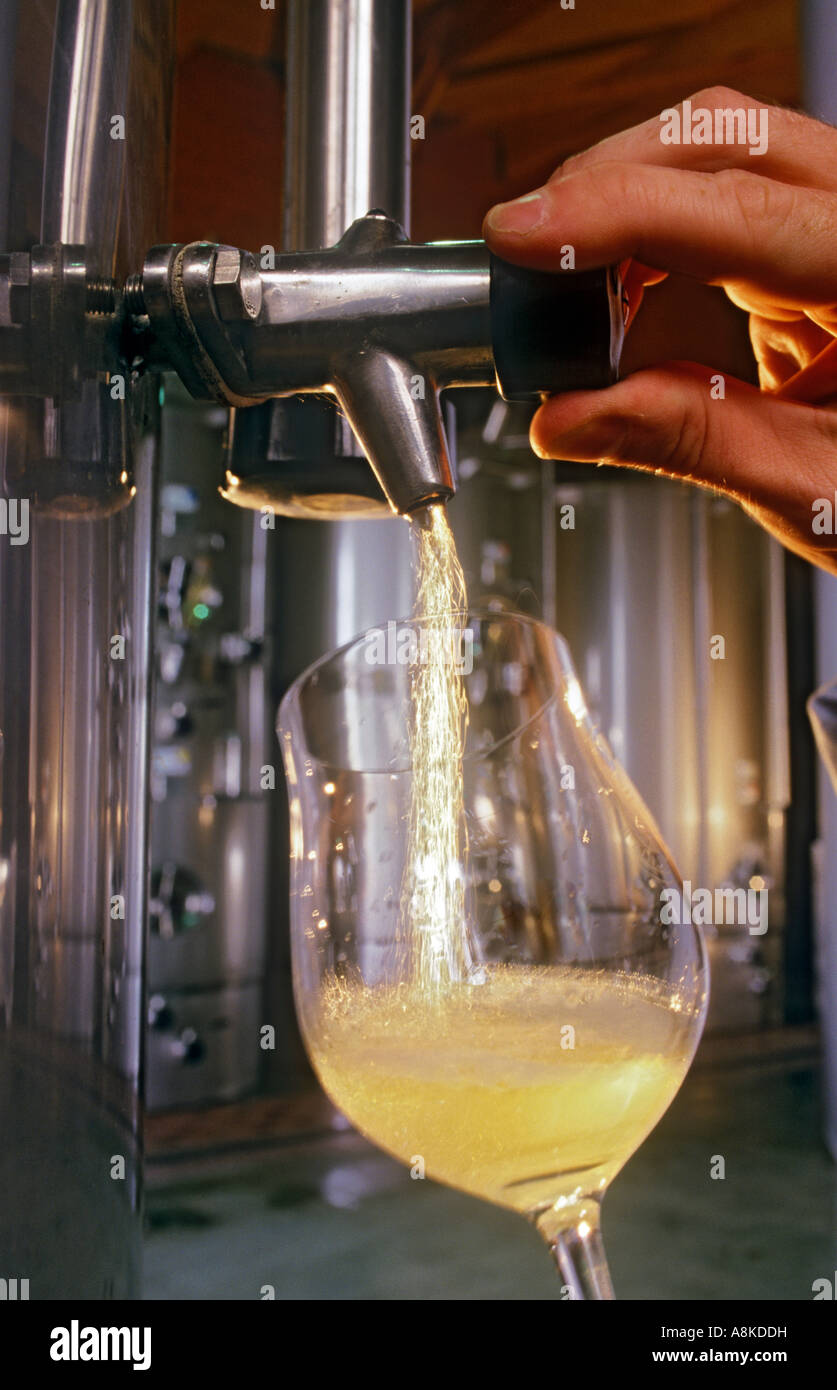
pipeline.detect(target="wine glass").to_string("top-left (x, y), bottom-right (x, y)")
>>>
top-left (278, 611), bottom-right (708, 1299)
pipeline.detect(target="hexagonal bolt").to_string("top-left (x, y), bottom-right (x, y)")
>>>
top-left (212, 246), bottom-right (263, 322)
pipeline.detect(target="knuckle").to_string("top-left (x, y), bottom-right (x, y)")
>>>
top-left (555, 150), bottom-right (582, 178)
top-left (717, 170), bottom-right (837, 265)
top-left (687, 84), bottom-right (748, 110)
top-left (587, 159), bottom-right (650, 211)
top-left (715, 168), bottom-right (789, 234)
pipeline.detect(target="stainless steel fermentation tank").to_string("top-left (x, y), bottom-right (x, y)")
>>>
top-left (0, 0), bottom-right (172, 1297)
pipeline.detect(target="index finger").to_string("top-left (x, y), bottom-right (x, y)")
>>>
top-left (483, 160), bottom-right (837, 309)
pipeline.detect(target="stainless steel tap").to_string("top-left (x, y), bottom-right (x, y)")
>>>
top-left (127, 211), bottom-right (625, 516)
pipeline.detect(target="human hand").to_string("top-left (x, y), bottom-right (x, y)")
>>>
top-left (483, 87), bottom-right (837, 573)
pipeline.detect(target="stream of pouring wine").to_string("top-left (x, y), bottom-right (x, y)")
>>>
top-left (402, 502), bottom-right (475, 992)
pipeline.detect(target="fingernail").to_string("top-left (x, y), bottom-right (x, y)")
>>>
top-left (485, 191), bottom-right (546, 235)
top-left (535, 416), bottom-right (618, 459)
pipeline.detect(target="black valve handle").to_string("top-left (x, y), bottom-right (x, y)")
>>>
top-left (490, 254), bottom-right (626, 403)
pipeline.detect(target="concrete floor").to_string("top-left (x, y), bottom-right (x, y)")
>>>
top-left (143, 1057), bottom-right (837, 1301)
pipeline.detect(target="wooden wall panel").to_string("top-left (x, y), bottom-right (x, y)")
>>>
top-left (168, 48), bottom-right (284, 248)
top-left (412, 0), bottom-right (800, 237)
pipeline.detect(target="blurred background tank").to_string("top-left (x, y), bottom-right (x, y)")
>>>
top-left (146, 378), bottom-right (273, 1110)
top-left (450, 396), bottom-right (793, 1036)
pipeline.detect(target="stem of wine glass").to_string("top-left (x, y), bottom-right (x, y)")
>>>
top-left (536, 1202), bottom-right (615, 1300)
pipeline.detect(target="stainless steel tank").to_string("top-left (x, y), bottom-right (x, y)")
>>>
top-left (0, 0), bottom-right (173, 1299)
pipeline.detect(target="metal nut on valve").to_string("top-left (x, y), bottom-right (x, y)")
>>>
top-left (212, 246), bottom-right (262, 322)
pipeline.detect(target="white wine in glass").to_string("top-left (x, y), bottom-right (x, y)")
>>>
top-left (279, 611), bottom-right (708, 1298)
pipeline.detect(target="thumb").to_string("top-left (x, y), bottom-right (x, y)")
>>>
top-left (530, 363), bottom-right (837, 570)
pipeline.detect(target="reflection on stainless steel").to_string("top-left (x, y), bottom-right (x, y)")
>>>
top-left (43, 0), bottom-right (131, 262)
top-left (35, 0), bottom-right (135, 517)
top-left (284, 0), bottom-right (411, 252)
top-left (0, 0), bottom-right (173, 1298)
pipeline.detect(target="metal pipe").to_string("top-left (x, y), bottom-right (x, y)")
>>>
top-left (284, 0), bottom-right (411, 249)
top-left (267, 0), bottom-right (416, 641)
top-left (277, 0), bottom-right (415, 635)
top-left (41, 0), bottom-right (132, 267)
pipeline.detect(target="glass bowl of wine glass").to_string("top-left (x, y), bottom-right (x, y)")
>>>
top-left (278, 610), bottom-right (708, 1299)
